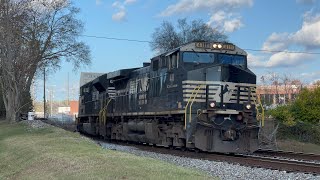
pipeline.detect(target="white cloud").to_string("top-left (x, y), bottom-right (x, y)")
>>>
top-left (262, 11), bottom-right (320, 51)
top-left (258, 10), bottom-right (320, 68)
top-left (300, 71), bottom-right (320, 84)
top-left (159, 0), bottom-right (253, 17)
top-left (301, 71), bottom-right (320, 78)
top-left (112, 0), bottom-right (136, 22)
top-left (112, 10), bottom-right (126, 21)
top-left (207, 11), bottom-right (243, 33)
top-left (224, 18), bottom-right (243, 32)
top-left (160, 1), bottom-right (252, 33)
top-left (96, 0), bottom-right (102, 5)
top-left (291, 11), bottom-right (320, 49)
top-left (266, 52), bottom-right (314, 67)
top-left (247, 51), bottom-right (315, 68)
top-left (112, 1), bottom-right (124, 9)
top-left (262, 33), bottom-right (290, 51)
top-left (247, 53), bottom-right (267, 68)
top-left (208, 10), bottom-right (226, 23)
top-left (124, 0), bottom-right (137, 5)
top-left (296, 0), bottom-right (316, 4)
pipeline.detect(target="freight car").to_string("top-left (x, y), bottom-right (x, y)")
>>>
top-left (77, 41), bottom-right (263, 153)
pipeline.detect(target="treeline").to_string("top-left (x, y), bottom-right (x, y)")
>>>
top-left (269, 86), bottom-right (320, 144)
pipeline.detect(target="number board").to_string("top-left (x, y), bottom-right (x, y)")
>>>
top-left (195, 42), bottom-right (235, 51)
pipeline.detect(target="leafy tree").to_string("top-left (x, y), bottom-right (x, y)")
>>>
top-left (270, 87), bottom-right (320, 125)
top-left (150, 18), bottom-right (228, 53)
top-left (269, 105), bottom-right (296, 126)
top-left (269, 86), bottom-right (320, 143)
top-left (0, 0), bottom-right (90, 122)
top-left (291, 87), bottom-right (320, 124)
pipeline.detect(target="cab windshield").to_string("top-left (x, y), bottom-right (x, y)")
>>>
top-left (183, 52), bottom-right (246, 67)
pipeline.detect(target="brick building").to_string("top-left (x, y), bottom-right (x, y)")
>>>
top-left (69, 100), bottom-right (79, 117)
top-left (256, 84), bottom-right (317, 105)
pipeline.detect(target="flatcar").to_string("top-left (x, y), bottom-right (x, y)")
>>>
top-left (77, 41), bottom-right (262, 153)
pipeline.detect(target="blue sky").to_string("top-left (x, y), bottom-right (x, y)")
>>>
top-left (34, 0), bottom-right (320, 101)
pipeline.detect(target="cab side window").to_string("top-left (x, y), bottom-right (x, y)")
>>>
top-left (168, 52), bottom-right (179, 70)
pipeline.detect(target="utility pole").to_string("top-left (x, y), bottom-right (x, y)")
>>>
top-left (43, 67), bottom-right (46, 119)
top-left (67, 72), bottom-right (69, 106)
top-left (49, 85), bottom-right (55, 117)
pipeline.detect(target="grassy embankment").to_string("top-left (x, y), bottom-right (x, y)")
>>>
top-left (276, 140), bottom-right (320, 154)
top-left (0, 121), bottom-right (212, 179)
top-left (262, 119), bottom-right (320, 154)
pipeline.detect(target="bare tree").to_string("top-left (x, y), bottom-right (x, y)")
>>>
top-left (268, 72), bottom-right (281, 104)
top-left (150, 21), bottom-right (180, 53)
top-left (313, 80), bottom-right (320, 87)
top-left (150, 18), bottom-right (228, 53)
top-left (0, 0), bottom-right (90, 122)
top-left (281, 74), bottom-right (291, 104)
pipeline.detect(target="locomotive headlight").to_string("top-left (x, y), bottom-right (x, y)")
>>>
top-left (212, 44), bottom-right (217, 48)
top-left (245, 104), bottom-right (252, 110)
top-left (209, 102), bottom-right (216, 108)
top-left (218, 44), bottom-right (222, 49)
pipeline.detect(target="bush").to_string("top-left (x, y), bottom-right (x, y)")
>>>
top-left (268, 86), bottom-right (320, 144)
top-left (269, 105), bottom-right (296, 126)
top-left (291, 88), bottom-right (320, 124)
top-left (277, 122), bottom-right (320, 144)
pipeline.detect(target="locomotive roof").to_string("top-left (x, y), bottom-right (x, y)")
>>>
top-left (80, 42), bottom-right (248, 89)
top-left (154, 41), bottom-right (247, 59)
top-left (107, 68), bottom-right (139, 80)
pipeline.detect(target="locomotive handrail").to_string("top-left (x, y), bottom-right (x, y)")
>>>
top-left (184, 85), bottom-right (200, 129)
top-left (99, 98), bottom-right (113, 127)
top-left (257, 94), bottom-right (265, 127)
top-left (184, 85), bottom-right (205, 130)
top-left (189, 85), bottom-right (205, 124)
top-left (250, 87), bottom-right (265, 127)
top-left (104, 99), bottom-right (113, 125)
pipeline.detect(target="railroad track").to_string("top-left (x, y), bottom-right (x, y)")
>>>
top-left (254, 149), bottom-right (320, 162)
top-left (237, 154), bottom-right (320, 174)
top-left (42, 120), bottom-right (320, 175)
top-left (94, 140), bottom-right (320, 175)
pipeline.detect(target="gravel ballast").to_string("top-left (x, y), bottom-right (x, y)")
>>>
top-left (20, 120), bottom-right (51, 129)
top-left (100, 142), bottom-right (320, 180)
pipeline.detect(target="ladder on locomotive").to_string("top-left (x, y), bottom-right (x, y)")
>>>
top-left (250, 87), bottom-right (265, 127)
top-left (184, 84), bottom-right (206, 130)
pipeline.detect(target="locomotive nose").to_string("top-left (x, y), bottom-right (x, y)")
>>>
top-left (205, 64), bottom-right (256, 84)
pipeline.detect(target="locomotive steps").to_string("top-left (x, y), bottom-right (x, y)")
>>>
top-left (0, 120), bottom-right (210, 179)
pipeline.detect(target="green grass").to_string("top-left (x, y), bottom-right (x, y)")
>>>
top-left (277, 139), bottom-right (320, 154)
top-left (0, 121), bottom-right (212, 180)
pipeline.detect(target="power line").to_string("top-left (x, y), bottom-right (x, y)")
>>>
top-left (80, 35), bottom-right (151, 43)
top-left (243, 48), bottom-right (320, 55)
top-left (80, 34), bottom-right (320, 55)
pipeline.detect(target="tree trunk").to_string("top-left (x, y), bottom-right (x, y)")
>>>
top-left (3, 83), bottom-right (21, 123)
top-left (5, 99), bottom-right (17, 123)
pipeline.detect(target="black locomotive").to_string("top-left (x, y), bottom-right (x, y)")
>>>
top-left (77, 41), bottom-right (260, 153)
